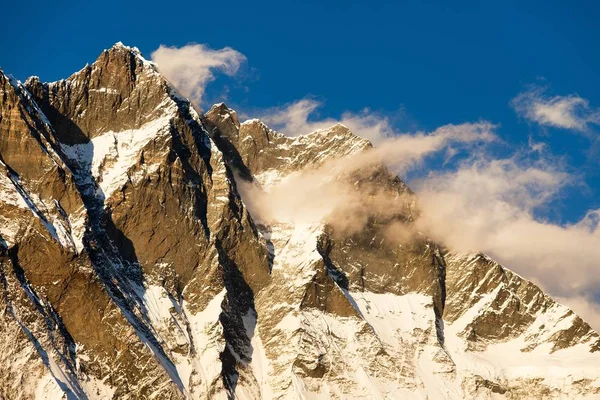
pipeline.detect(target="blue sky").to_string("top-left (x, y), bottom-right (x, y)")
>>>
top-left (2, 0), bottom-right (600, 324)
top-left (3, 0), bottom-right (598, 224)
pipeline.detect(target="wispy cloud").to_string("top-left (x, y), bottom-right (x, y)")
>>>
top-left (239, 121), bottom-right (496, 227)
top-left (408, 149), bottom-right (600, 330)
top-left (151, 43), bottom-right (246, 106)
top-left (512, 87), bottom-right (600, 131)
top-left (239, 109), bottom-right (600, 330)
top-left (154, 47), bottom-right (600, 329)
top-left (257, 98), bottom-right (396, 144)
top-left (413, 156), bottom-right (600, 299)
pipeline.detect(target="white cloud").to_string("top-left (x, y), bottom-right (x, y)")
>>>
top-left (238, 121), bottom-right (496, 234)
top-left (512, 87), bottom-right (600, 131)
top-left (240, 102), bottom-right (600, 329)
top-left (151, 43), bottom-right (246, 106)
top-left (412, 157), bottom-right (600, 330)
top-left (257, 98), bottom-right (395, 144)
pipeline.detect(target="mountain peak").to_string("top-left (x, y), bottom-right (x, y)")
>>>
top-left (86, 41), bottom-right (160, 85)
top-left (24, 75), bottom-right (40, 86)
top-left (96, 41), bottom-right (154, 72)
top-left (308, 122), bottom-right (363, 139)
top-left (206, 102), bottom-right (241, 129)
top-left (24, 42), bottom-right (176, 143)
top-left (207, 102), bottom-right (238, 119)
top-left (106, 41), bottom-right (143, 56)
top-left (2, 42), bottom-right (600, 399)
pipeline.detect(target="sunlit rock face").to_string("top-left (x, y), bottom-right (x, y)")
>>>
top-left (0, 43), bottom-right (596, 399)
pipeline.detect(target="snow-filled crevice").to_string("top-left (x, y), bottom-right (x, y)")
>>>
top-left (1, 251), bottom-right (87, 399)
top-left (213, 239), bottom-right (259, 398)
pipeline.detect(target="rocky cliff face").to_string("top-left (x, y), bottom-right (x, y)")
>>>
top-left (0, 43), bottom-right (598, 399)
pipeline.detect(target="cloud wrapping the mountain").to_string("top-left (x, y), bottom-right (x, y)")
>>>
top-left (394, 151), bottom-right (599, 330)
top-left (403, 151), bottom-right (599, 330)
top-left (149, 46), bottom-right (600, 330)
top-left (512, 87), bottom-right (600, 131)
top-left (240, 102), bottom-right (600, 329)
top-left (413, 157), bottom-right (600, 299)
top-left (238, 121), bottom-right (496, 228)
top-left (151, 44), bottom-right (246, 106)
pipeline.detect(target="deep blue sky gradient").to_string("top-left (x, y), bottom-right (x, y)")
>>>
top-left (2, 0), bottom-right (599, 223)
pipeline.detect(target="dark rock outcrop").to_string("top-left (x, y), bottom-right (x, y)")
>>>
top-left (0, 43), bottom-right (597, 399)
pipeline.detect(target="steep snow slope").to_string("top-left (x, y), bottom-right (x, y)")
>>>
top-left (0, 43), bottom-right (597, 399)
top-left (205, 103), bottom-right (600, 399)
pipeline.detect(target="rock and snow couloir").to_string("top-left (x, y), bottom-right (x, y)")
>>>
top-left (0, 43), bottom-right (597, 399)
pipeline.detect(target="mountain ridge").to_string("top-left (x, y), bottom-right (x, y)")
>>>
top-left (0, 42), bottom-right (597, 399)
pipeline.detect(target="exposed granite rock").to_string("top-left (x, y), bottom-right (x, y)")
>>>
top-left (0, 66), bottom-right (181, 399)
top-left (0, 43), bottom-right (597, 399)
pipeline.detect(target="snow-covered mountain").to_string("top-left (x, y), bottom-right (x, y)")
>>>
top-left (0, 43), bottom-right (598, 399)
